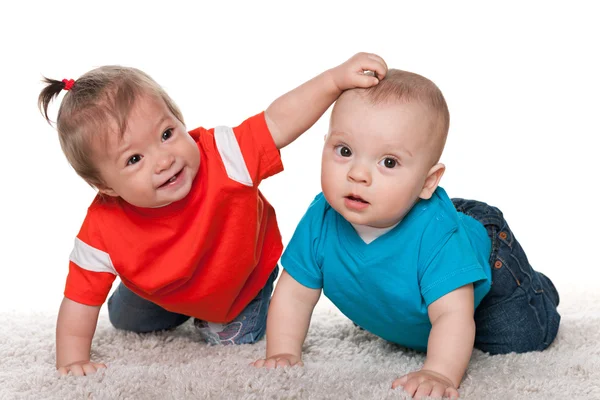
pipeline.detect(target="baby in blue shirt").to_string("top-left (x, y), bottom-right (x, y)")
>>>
top-left (253, 69), bottom-right (560, 399)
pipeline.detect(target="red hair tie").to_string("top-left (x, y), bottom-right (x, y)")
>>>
top-left (62, 79), bottom-right (75, 91)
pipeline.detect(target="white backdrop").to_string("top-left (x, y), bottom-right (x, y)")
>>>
top-left (0, 1), bottom-right (598, 312)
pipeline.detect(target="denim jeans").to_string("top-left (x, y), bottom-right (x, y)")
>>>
top-left (108, 266), bottom-right (279, 345)
top-left (452, 198), bottom-right (560, 355)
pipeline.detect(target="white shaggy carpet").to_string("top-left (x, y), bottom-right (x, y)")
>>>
top-left (1, 284), bottom-right (599, 400)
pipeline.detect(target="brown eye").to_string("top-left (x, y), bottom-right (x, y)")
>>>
top-left (162, 128), bottom-right (173, 141)
top-left (335, 145), bottom-right (352, 157)
top-left (379, 157), bottom-right (397, 168)
top-left (127, 154), bottom-right (142, 165)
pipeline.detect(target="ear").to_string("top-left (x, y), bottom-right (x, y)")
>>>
top-left (419, 163), bottom-right (445, 200)
top-left (98, 186), bottom-right (119, 197)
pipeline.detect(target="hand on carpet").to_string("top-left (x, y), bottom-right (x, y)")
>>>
top-left (391, 369), bottom-right (459, 399)
top-left (57, 360), bottom-right (107, 377)
top-left (251, 353), bottom-right (303, 369)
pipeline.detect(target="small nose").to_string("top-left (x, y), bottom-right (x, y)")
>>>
top-left (347, 162), bottom-right (371, 185)
top-left (155, 151), bottom-right (175, 174)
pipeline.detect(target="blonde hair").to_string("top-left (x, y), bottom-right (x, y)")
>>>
top-left (38, 66), bottom-right (184, 190)
top-left (362, 69), bottom-right (450, 162)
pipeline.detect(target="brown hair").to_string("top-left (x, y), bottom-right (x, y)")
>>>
top-left (362, 69), bottom-right (450, 162)
top-left (38, 66), bottom-right (184, 190)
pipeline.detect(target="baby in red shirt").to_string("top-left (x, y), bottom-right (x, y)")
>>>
top-left (38, 53), bottom-right (388, 376)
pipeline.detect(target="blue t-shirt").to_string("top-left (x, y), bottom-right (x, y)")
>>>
top-left (281, 187), bottom-right (492, 352)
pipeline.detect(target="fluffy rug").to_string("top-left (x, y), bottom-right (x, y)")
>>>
top-left (1, 284), bottom-right (599, 400)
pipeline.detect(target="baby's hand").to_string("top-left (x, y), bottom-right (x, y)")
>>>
top-left (251, 353), bottom-right (303, 369)
top-left (329, 52), bottom-right (388, 92)
top-left (392, 369), bottom-right (459, 399)
top-left (57, 360), bottom-right (107, 377)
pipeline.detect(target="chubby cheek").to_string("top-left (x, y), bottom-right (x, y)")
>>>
top-left (320, 164), bottom-right (342, 199)
top-left (125, 174), bottom-right (154, 200)
top-left (377, 187), bottom-right (415, 221)
top-left (186, 142), bottom-right (201, 176)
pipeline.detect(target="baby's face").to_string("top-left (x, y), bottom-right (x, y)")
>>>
top-left (94, 94), bottom-right (200, 208)
top-left (321, 92), bottom-right (437, 228)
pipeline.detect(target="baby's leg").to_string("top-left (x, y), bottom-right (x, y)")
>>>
top-left (107, 283), bottom-right (190, 333)
top-left (452, 199), bottom-right (560, 355)
top-left (194, 266), bottom-right (279, 345)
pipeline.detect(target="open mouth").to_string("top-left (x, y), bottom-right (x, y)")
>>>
top-left (345, 194), bottom-right (369, 204)
top-left (159, 169), bottom-right (182, 188)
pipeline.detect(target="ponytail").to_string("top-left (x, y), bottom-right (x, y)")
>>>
top-left (37, 77), bottom-right (75, 124)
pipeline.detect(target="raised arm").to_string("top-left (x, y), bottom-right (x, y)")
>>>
top-left (56, 297), bottom-right (106, 376)
top-left (265, 52), bottom-right (387, 149)
top-left (392, 284), bottom-right (475, 399)
top-left (252, 270), bottom-right (321, 368)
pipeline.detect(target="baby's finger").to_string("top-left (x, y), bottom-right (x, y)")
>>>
top-left (356, 73), bottom-right (380, 88)
top-left (366, 53), bottom-right (386, 67)
top-left (275, 358), bottom-right (291, 368)
top-left (429, 382), bottom-right (448, 398)
top-left (445, 387), bottom-right (460, 399)
top-left (92, 362), bottom-right (107, 371)
top-left (357, 61), bottom-right (386, 81)
top-left (82, 363), bottom-right (99, 376)
top-left (391, 375), bottom-right (408, 389)
top-left (57, 367), bottom-right (69, 377)
top-left (365, 53), bottom-right (388, 79)
top-left (68, 364), bottom-right (85, 377)
top-left (250, 359), bottom-right (265, 367)
top-left (413, 381), bottom-right (435, 399)
top-left (263, 358), bottom-right (278, 369)
top-left (399, 377), bottom-right (420, 397)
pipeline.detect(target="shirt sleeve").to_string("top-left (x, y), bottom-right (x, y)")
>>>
top-left (280, 194), bottom-right (327, 289)
top-left (64, 207), bottom-right (117, 306)
top-left (221, 112), bottom-right (284, 186)
top-left (418, 227), bottom-right (489, 307)
top-left (64, 260), bottom-right (116, 306)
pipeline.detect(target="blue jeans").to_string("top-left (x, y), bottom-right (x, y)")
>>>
top-left (452, 198), bottom-right (560, 355)
top-left (107, 266), bottom-right (279, 345)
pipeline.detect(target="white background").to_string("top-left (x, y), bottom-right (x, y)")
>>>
top-left (0, 1), bottom-right (598, 313)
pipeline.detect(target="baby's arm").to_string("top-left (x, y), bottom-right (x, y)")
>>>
top-left (392, 284), bottom-right (475, 399)
top-left (252, 270), bottom-right (321, 367)
top-left (56, 297), bottom-right (106, 376)
top-left (264, 52), bottom-right (387, 149)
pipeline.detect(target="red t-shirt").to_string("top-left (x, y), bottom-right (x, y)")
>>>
top-left (65, 112), bottom-right (283, 323)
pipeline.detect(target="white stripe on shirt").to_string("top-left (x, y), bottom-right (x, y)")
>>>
top-left (69, 237), bottom-right (117, 275)
top-left (214, 126), bottom-right (253, 187)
